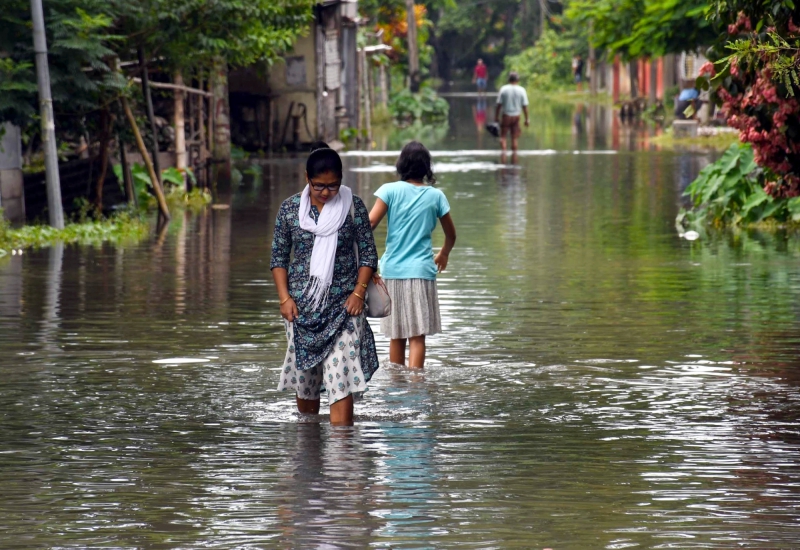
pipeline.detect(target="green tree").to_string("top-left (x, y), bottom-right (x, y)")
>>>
top-left (0, 0), bottom-right (313, 153)
top-left (566, 0), bottom-right (714, 59)
top-left (500, 26), bottom-right (588, 92)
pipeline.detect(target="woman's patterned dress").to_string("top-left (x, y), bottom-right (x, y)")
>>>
top-left (270, 193), bottom-right (380, 382)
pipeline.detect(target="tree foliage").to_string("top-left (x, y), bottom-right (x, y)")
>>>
top-left (500, 26), bottom-right (588, 91)
top-left (361, 0), bottom-right (554, 82)
top-left (0, 0), bottom-right (313, 141)
top-left (566, 0), bottom-right (715, 59)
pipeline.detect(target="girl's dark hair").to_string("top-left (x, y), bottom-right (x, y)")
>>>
top-left (306, 141), bottom-right (343, 179)
top-left (396, 141), bottom-right (436, 185)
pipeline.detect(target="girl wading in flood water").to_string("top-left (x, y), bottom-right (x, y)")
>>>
top-left (270, 143), bottom-right (380, 425)
top-left (370, 141), bottom-right (457, 369)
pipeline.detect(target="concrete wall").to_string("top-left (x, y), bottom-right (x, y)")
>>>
top-left (269, 32), bottom-right (320, 147)
top-left (24, 157), bottom-right (126, 222)
top-left (0, 123), bottom-right (25, 223)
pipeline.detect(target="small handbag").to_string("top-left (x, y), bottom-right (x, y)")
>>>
top-left (350, 201), bottom-right (392, 318)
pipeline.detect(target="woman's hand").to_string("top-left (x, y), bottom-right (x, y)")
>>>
top-left (434, 250), bottom-right (449, 272)
top-left (280, 298), bottom-right (299, 322)
top-left (345, 291), bottom-right (365, 316)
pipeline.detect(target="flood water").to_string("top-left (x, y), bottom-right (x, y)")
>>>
top-left (2, 98), bottom-right (800, 548)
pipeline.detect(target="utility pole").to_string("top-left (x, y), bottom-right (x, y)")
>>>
top-left (589, 22), bottom-right (598, 95)
top-left (405, 0), bottom-right (420, 92)
top-left (30, 0), bottom-right (64, 229)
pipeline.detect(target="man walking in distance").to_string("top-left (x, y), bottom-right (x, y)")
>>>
top-left (473, 58), bottom-right (488, 96)
top-left (495, 72), bottom-right (529, 153)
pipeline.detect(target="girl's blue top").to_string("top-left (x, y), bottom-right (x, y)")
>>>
top-left (374, 181), bottom-right (450, 280)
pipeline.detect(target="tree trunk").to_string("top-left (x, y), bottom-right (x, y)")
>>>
top-left (196, 76), bottom-right (205, 149)
top-left (501, 5), bottom-right (517, 58)
top-left (211, 57), bottom-right (231, 185)
top-left (405, 0), bottom-right (420, 92)
top-left (538, 0), bottom-right (547, 39)
top-left (629, 60), bottom-right (639, 99)
top-left (94, 108), bottom-right (111, 211)
top-left (117, 132), bottom-right (137, 209)
top-left (379, 64), bottom-right (388, 107)
top-left (174, 71), bottom-right (187, 190)
top-left (121, 96), bottom-right (170, 221)
top-left (589, 23), bottom-right (598, 95)
top-left (137, 47), bottom-right (162, 182)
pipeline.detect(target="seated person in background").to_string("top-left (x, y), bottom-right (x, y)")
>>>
top-left (675, 80), bottom-right (700, 120)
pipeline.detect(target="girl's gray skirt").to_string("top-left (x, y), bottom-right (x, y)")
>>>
top-left (380, 278), bottom-right (441, 339)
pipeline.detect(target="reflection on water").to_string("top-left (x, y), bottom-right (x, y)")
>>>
top-left (1, 97), bottom-right (800, 547)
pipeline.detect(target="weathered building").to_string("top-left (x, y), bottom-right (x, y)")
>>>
top-left (229, 0), bottom-right (360, 151)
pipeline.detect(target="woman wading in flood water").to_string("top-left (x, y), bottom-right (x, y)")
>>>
top-left (369, 141), bottom-right (456, 369)
top-left (270, 143), bottom-right (380, 425)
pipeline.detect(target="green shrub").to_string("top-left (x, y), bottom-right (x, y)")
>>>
top-left (0, 210), bottom-right (149, 253)
top-left (388, 87), bottom-right (449, 123)
top-left (113, 164), bottom-right (204, 212)
top-left (677, 142), bottom-right (800, 229)
top-left (500, 28), bottom-right (582, 92)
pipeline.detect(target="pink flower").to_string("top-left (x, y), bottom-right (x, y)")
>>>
top-left (736, 12), bottom-right (753, 32)
top-left (699, 61), bottom-right (716, 77)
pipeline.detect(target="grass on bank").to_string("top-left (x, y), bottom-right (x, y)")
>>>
top-left (648, 128), bottom-right (740, 151)
top-left (0, 209), bottom-right (149, 255)
top-left (0, 165), bottom-right (212, 255)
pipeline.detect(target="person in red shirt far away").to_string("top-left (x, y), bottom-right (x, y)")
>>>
top-left (473, 59), bottom-right (488, 96)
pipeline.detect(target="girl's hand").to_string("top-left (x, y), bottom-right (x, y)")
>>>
top-left (434, 250), bottom-right (449, 272)
top-left (280, 298), bottom-right (299, 322)
top-left (345, 292), bottom-right (365, 316)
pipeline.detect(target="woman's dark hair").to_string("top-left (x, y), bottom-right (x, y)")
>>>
top-left (306, 141), bottom-right (343, 179)
top-left (396, 141), bottom-right (436, 185)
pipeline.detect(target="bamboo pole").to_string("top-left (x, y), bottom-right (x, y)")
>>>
top-left (131, 77), bottom-right (212, 97)
top-left (137, 47), bottom-right (162, 182)
top-left (121, 96), bottom-right (170, 220)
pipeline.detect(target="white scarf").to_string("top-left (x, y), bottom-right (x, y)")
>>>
top-left (298, 183), bottom-right (353, 311)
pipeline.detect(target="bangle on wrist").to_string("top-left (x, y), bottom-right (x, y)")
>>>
top-left (280, 296), bottom-right (291, 305)
top-left (353, 292), bottom-right (364, 300)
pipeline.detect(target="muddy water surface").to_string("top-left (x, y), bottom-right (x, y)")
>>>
top-left (1, 98), bottom-right (800, 548)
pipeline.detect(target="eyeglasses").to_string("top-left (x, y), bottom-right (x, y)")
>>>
top-left (309, 181), bottom-right (341, 192)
